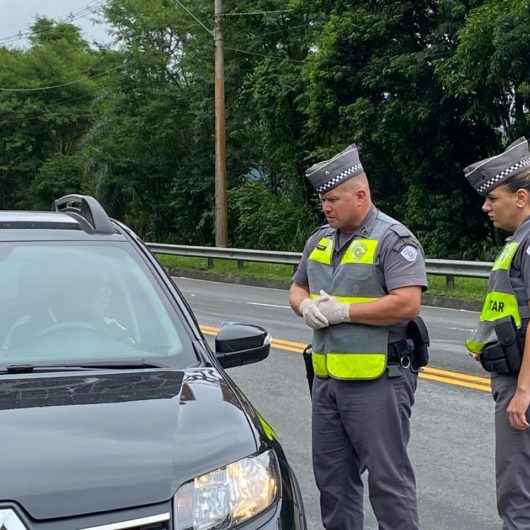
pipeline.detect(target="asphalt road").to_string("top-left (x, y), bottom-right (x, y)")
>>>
top-left (174, 277), bottom-right (500, 530)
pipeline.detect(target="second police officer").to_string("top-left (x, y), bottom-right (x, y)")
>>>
top-left (289, 144), bottom-right (428, 529)
top-left (464, 138), bottom-right (530, 529)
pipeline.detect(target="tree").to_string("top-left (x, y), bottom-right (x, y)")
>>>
top-left (298, 0), bottom-right (496, 258)
top-left (0, 18), bottom-right (100, 209)
top-left (4, 1), bottom-right (530, 259)
top-left (441, 0), bottom-right (530, 140)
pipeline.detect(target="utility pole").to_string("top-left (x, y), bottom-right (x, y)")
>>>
top-left (214, 0), bottom-right (228, 247)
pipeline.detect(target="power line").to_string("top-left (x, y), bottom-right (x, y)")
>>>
top-left (174, 0), bottom-right (213, 35)
top-left (0, 91), bottom-right (104, 118)
top-left (0, 2), bottom-right (103, 44)
top-left (220, 9), bottom-right (292, 16)
top-left (225, 46), bottom-right (305, 64)
top-left (248, 24), bottom-right (308, 36)
top-left (0, 79), bottom-right (90, 93)
top-left (0, 0), bottom-right (104, 44)
top-left (0, 64), bottom-right (124, 93)
top-left (68, 0), bottom-right (104, 18)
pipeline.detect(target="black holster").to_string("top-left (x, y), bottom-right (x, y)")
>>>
top-left (302, 344), bottom-right (314, 398)
top-left (480, 316), bottom-right (522, 374)
top-left (406, 316), bottom-right (430, 370)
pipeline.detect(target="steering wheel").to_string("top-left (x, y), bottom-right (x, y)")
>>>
top-left (2, 320), bottom-right (106, 358)
top-left (5, 320), bottom-right (141, 360)
top-left (37, 320), bottom-right (139, 349)
top-left (37, 321), bottom-right (101, 338)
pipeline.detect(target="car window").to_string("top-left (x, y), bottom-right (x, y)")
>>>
top-left (0, 242), bottom-right (197, 367)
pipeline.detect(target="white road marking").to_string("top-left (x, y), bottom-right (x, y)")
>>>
top-left (422, 304), bottom-right (478, 314)
top-left (176, 277), bottom-right (481, 315)
top-left (174, 276), bottom-right (288, 293)
top-left (247, 302), bottom-right (291, 309)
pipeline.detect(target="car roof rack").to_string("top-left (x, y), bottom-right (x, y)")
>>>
top-left (53, 195), bottom-right (115, 235)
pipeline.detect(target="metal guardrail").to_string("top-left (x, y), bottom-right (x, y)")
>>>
top-left (146, 243), bottom-right (492, 284)
top-left (147, 243), bottom-right (301, 266)
top-left (425, 258), bottom-right (491, 279)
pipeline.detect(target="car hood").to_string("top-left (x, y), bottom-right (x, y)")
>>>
top-left (0, 368), bottom-right (257, 520)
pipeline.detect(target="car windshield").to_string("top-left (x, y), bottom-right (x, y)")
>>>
top-left (0, 242), bottom-right (197, 368)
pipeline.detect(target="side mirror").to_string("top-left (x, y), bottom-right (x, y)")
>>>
top-left (215, 323), bottom-right (271, 369)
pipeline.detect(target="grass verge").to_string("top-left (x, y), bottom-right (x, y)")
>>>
top-left (155, 254), bottom-right (487, 303)
top-left (156, 255), bottom-right (295, 282)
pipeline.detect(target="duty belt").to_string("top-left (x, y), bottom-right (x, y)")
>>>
top-left (388, 339), bottom-right (414, 368)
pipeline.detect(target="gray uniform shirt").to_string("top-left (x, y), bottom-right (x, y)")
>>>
top-left (293, 206), bottom-right (428, 342)
top-left (508, 217), bottom-right (530, 301)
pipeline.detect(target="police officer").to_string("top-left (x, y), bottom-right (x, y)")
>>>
top-left (464, 137), bottom-right (530, 529)
top-left (289, 144), bottom-right (427, 530)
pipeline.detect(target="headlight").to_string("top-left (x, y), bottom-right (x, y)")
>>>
top-left (174, 450), bottom-right (280, 529)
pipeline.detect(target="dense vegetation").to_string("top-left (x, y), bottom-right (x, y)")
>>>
top-left (1, 0), bottom-right (529, 258)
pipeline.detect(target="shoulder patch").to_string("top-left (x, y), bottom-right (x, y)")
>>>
top-left (400, 245), bottom-right (419, 262)
top-left (394, 237), bottom-right (419, 253)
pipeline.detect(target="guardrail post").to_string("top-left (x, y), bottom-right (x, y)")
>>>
top-left (207, 258), bottom-right (214, 269)
top-left (237, 260), bottom-right (244, 270)
top-left (446, 275), bottom-right (455, 290)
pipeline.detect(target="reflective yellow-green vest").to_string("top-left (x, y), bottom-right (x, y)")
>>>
top-left (307, 211), bottom-right (399, 380)
top-left (465, 221), bottom-right (530, 354)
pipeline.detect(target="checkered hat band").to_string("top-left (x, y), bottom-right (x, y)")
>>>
top-left (478, 157), bottom-right (530, 193)
top-left (316, 164), bottom-right (363, 193)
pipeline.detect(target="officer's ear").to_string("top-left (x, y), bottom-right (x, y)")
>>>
top-left (354, 185), bottom-right (369, 199)
top-left (515, 188), bottom-right (530, 208)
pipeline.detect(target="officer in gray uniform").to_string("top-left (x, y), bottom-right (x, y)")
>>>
top-left (289, 144), bottom-right (427, 530)
top-left (464, 137), bottom-right (530, 530)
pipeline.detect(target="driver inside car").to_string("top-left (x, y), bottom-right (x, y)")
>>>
top-left (3, 264), bottom-right (135, 351)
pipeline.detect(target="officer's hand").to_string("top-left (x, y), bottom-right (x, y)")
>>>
top-left (299, 298), bottom-right (329, 330)
top-left (315, 290), bottom-right (351, 325)
top-left (507, 390), bottom-right (530, 431)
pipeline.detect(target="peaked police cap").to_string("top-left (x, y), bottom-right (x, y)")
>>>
top-left (305, 144), bottom-right (364, 194)
top-left (464, 137), bottom-right (530, 196)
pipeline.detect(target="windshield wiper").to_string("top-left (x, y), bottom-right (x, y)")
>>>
top-left (1, 364), bottom-right (94, 374)
top-left (1, 360), bottom-right (168, 374)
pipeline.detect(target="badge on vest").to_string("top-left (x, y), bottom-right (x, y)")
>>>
top-left (400, 245), bottom-right (418, 262)
top-left (351, 241), bottom-right (368, 258)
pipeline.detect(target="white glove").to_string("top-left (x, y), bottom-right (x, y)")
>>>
top-left (299, 298), bottom-right (329, 330)
top-left (315, 290), bottom-right (351, 325)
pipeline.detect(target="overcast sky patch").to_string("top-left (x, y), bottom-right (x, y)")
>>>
top-left (1, 0), bottom-right (113, 48)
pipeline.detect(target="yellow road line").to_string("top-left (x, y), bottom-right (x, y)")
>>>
top-left (201, 325), bottom-right (219, 335)
top-left (201, 325), bottom-right (308, 353)
top-left (420, 372), bottom-right (491, 393)
top-left (422, 366), bottom-right (489, 385)
top-left (199, 325), bottom-right (492, 393)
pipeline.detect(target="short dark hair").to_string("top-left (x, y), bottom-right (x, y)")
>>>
top-left (504, 167), bottom-right (530, 192)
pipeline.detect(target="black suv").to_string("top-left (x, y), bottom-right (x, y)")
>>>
top-left (0, 195), bottom-right (306, 530)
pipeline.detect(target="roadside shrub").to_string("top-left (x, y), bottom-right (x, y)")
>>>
top-left (230, 181), bottom-right (319, 251)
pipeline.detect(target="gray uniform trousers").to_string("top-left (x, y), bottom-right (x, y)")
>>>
top-left (492, 374), bottom-right (530, 530)
top-left (312, 367), bottom-right (419, 530)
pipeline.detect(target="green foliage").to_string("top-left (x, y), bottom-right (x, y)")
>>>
top-left (0, 18), bottom-right (100, 208)
top-left (31, 153), bottom-right (89, 208)
top-left (230, 182), bottom-right (319, 250)
top-left (3, 0), bottom-right (530, 260)
top-left (440, 0), bottom-right (530, 138)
